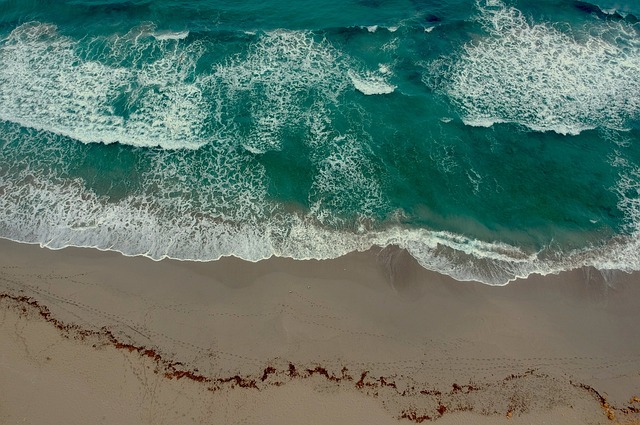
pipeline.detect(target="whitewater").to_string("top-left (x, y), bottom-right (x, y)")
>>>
top-left (0, 0), bottom-right (639, 285)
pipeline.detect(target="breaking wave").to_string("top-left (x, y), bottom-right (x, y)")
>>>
top-left (0, 23), bottom-right (210, 149)
top-left (0, 23), bottom-right (396, 151)
top-left (438, 0), bottom-right (640, 134)
top-left (349, 70), bottom-right (396, 95)
top-left (0, 16), bottom-right (639, 286)
top-left (1, 122), bottom-right (640, 286)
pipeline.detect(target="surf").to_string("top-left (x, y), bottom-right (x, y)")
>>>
top-left (435, 0), bottom-right (640, 135)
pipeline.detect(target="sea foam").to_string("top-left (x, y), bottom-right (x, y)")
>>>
top-left (2, 122), bottom-right (640, 286)
top-left (213, 30), bottom-right (349, 154)
top-left (440, 0), bottom-right (640, 134)
top-left (0, 23), bottom-right (396, 152)
top-left (1, 19), bottom-right (638, 286)
top-left (4, 165), bottom-right (639, 286)
top-left (152, 30), bottom-right (190, 41)
top-left (349, 71), bottom-right (396, 95)
top-left (0, 23), bottom-right (210, 150)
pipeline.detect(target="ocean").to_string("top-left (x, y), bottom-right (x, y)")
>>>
top-left (0, 0), bottom-right (638, 285)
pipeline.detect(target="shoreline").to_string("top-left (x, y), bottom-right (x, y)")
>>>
top-left (2, 233), bottom-right (635, 287)
top-left (1, 238), bottom-right (639, 424)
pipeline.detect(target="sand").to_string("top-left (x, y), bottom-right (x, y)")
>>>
top-left (1, 238), bottom-right (639, 424)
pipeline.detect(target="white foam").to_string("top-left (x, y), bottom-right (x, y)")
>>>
top-left (360, 25), bottom-right (398, 33)
top-left (3, 129), bottom-right (640, 287)
top-left (441, 1), bottom-right (640, 134)
top-left (152, 30), bottom-right (190, 41)
top-left (0, 24), bottom-right (394, 152)
top-left (378, 63), bottom-right (391, 74)
top-left (593, 1), bottom-right (638, 18)
top-left (0, 167), bottom-right (557, 285)
top-left (213, 30), bottom-right (349, 153)
top-left (611, 153), bottom-right (640, 235)
top-left (309, 135), bottom-right (387, 223)
top-left (0, 23), bottom-right (209, 149)
top-left (0, 145), bottom-right (533, 285)
top-left (460, 117), bottom-right (503, 128)
top-left (0, 119), bottom-right (271, 257)
top-left (0, 122), bottom-right (548, 286)
top-left (3, 24), bottom-right (637, 286)
top-left (211, 29), bottom-right (397, 152)
top-left (3, 120), bottom-right (627, 286)
top-left (349, 71), bottom-right (396, 95)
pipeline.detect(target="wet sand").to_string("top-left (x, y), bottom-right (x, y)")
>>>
top-left (1, 238), bottom-right (639, 424)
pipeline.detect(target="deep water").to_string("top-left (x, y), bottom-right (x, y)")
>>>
top-left (0, 0), bottom-right (639, 284)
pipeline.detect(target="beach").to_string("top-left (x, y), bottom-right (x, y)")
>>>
top-left (1, 238), bottom-right (639, 424)
top-left (0, 0), bottom-right (639, 423)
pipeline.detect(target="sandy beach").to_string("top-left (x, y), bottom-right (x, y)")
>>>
top-left (1, 237), bottom-right (639, 424)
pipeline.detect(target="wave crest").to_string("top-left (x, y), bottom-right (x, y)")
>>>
top-left (0, 22), bottom-right (210, 149)
top-left (1, 124), bottom-right (640, 286)
top-left (349, 70), bottom-right (396, 95)
top-left (439, 1), bottom-right (640, 134)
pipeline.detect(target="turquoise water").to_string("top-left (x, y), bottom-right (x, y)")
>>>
top-left (0, 0), bottom-right (638, 284)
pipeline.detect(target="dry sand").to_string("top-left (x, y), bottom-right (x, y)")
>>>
top-left (0, 238), bottom-right (639, 424)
